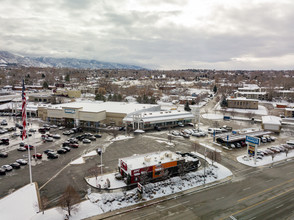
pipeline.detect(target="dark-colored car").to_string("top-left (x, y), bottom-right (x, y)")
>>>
top-left (10, 162), bottom-right (21, 169)
top-left (62, 147), bottom-right (71, 152)
top-left (94, 134), bottom-right (102, 138)
top-left (0, 152), bottom-right (8, 158)
top-left (47, 152), bottom-right (58, 159)
top-left (38, 127), bottom-right (46, 133)
top-left (0, 168), bottom-right (6, 175)
top-left (24, 144), bottom-right (34, 150)
top-left (154, 126), bottom-right (161, 131)
top-left (57, 148), bottom-right (67, 154)
top-left (62, 141), bottom-right (70, 147)
top-left (1, 138), bottom-right (9, 145)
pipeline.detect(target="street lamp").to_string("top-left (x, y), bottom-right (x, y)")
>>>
top-left (97, 148), bottom-right (103, 176)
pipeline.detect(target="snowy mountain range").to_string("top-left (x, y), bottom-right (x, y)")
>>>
top-left (0, 51), bottom-right (143, 70)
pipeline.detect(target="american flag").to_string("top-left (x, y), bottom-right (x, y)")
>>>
top-left (22, 79), bottom-right (27, 140)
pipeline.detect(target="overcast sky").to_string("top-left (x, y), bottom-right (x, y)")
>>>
top-left (0, 0), bottom-right (293, 70)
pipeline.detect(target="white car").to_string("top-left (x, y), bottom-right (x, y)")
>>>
top-left (83, 139), bottom-right (91, 144)
top-left (52, 134), bottom-right (61, 139)
top-left (59, 126), bottom-right (65, 130)
top-left (50, 125), bottom-right (58, 128)
top-left (1, 165), bottom-right (13, 171)
top-left (171, 131), bottom-right (180, 136)
top-left (16, 159), bottom-right (28, 165)
top-left (45, 137), bottom-right (54, 142)
top-left (29, 128), bottom-right (36, 132)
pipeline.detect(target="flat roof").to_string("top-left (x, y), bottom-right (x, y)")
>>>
top-left (227, 97), bottom-right (258, 101)
top-left (262, 116), bottom-right (281, 125)
top-left (47, 101), bottom-right (158, 114)
top-left (120, 151), bottom-right (196, 170)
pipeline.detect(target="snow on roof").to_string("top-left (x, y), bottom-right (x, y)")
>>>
top-left (236, 91), bottom-right (267, 95)
top-left (120, 151), bottom-right (196, 171)
top-left (123, 110), bottom-right (194, 123)
top-left (47, 101), bottom-right (158, 114)
top-left (285, 108), bottom-right (294, 111)
top-left (262, 116), bottom-right (281, 125)
top-left (227, 97), bottom-right (258, 101)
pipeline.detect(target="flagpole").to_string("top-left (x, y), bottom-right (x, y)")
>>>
top-left (22, 80), bottom-right (32, 184)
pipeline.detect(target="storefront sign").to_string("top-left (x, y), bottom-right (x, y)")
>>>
top-left (64, 109), bottom-right (75, 114)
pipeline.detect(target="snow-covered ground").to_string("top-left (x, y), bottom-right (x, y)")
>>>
top-left (0, 183), bottom-right (39, 220)
top-left (216, 105), bottom-right (268, 115)
top-left (70, 150), bottom-right (98, 165)
top-left (237, 150), bottom-right (294, 167)
top-left (32, 152), bottom-right (232, 219)
top-left (156, 140), bottom-right (175, 147)
top-left (86, 173), bottom-right (127, 189)
top-left (111, 135), bottom-right (133, 142)
top-left (202, 113), bottom-right (223, 120)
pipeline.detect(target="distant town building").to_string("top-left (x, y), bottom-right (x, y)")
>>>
top-left (285, 108), bottom-right (294, 118)
top-left (261, 116), bottom-right (281, 132)
top-left (227, 97), bottom-right (258, 109)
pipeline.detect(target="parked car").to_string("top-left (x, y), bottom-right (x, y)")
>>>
top-left (154, 126), bottom-right (161, 131)
top-left (57, 148), bottom-right (67, 154)
top-left (62, 141), bottom-right (70, 147)
top-left (33, 153), bottom-right (42, 159)
top-left (10, 162), bottom-right (21, 169)
top-left (24, 144), bottom-right (34, 150)
top-left (83, 139), bottom-right (91, 144)
top-left (1, 138), bottom-right (9, 145)
top-left (171, 131), bottom-right (180, 136)
top-left (69, 143), bottom-right (79, 148)
top-left (1, 120), bottom-right (8, 125)
top-left (29, 128), bottom-right (36, 132)
top-left (62, 146), bottom-right (71, 152)
top-left (0, 168), bottom-right (6, 175)
top-left (63, 131), bottom-right (71, 135)
top-left (88, 136), bottom-right (96, 141)
top-left (47, 152), bottom-right (58, 159)
top-left (236, 143), bottom-right (241, 148)
top-left (44, 149), bottom-right (54, 154)
top-left (94, 134), bottom-right (102, 138)
top-left (261, 137), bottom-right (267, 143)
top-left (1, 165), bottom-right (13, 171)
top-left (17, 147), bottom-right (27, 152)
top-left (16, 159), bottom-right (27, 165)
top-left (230, 144), bottom-right (236, 149)
top-left (240, 141), bottom-right (246, 147)
top-left (0, 152), bottom-right (8, 158)
top-left (52, 134), bottom-right (61, 139)
top-left (44, 137), bottom-right (54, 142)
top-left (59, 126), bottom-right (65, 130)
top-left (38, 127), bottom-right (46, 133)
top-left (50, 125), bottom-right (58, 128)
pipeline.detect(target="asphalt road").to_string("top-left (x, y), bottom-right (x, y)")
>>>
top-left (94, 159), bottom-right (294, 220)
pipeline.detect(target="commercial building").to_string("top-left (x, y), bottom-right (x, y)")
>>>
top-left (285, 108), bottom-right (294, 118)
top-left (234, 91), bottom-right (268, 100)
top-left (38, 101), bottom-right (196, 130)
top-left (54, 89), bottom-right (81, 98)
top-left (118, 151), bottom-right (199, 185)
top-left (227, 97), bottom-right (258, 109)
top-left (261, 116), bottom-right (281, 132)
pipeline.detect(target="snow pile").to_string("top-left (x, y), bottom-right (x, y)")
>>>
top-left (156, 140), bottom-right (175, 147)
top-left (84, 150), bottom-right (97, 157)
top-left (0, 183), bottom-right (39, 220)
top-left (202, 113), bottom-right (223, 120)
top-left (237, 150), bottom-right (294, 167)
top-left (86, 173), bottom-right (127, 189)
top-left (70, 157), bottom-right (85, 165)
top-left (111, 135), bottom-right (133, 142)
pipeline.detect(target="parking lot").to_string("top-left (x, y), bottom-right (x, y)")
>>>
top-left (1, 114), bottom-right (294, 208)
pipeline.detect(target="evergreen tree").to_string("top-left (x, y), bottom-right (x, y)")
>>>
top-left (184, 101), bottom-right (191, 111)
top-left (43, 81), bottom-right (49, 89)
top-left (213, 85), bottom-right (217, 93)
top-left (65, 74), bottom-right (70, 82)
top-left (221, 97), bottom-right (228, 107)
top-left (117, 94), bottom-right (122, 101)
top-left (108, 94), bottom-right (112, 101)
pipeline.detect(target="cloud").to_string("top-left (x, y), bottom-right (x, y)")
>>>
top-left (0, 0), bottom-right (293, 69)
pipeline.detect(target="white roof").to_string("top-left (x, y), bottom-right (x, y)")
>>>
top-left (262, 116), bottom-right (281, 125)
top-left (47, 101), bottom-right (158, 114)
top-left (227, 97), bottom-right (258, 101)
top-left (120, 151), bottom-right (195, 171)
top-left (123, 110), bottom-right (194, 123)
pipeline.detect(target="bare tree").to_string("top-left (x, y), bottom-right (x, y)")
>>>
top-left (192, 142), bottom-right (201, 153)
top-left (88, 166), bottom-right (100, 181)
top-left (59, 185), bottom-right (81, 217)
